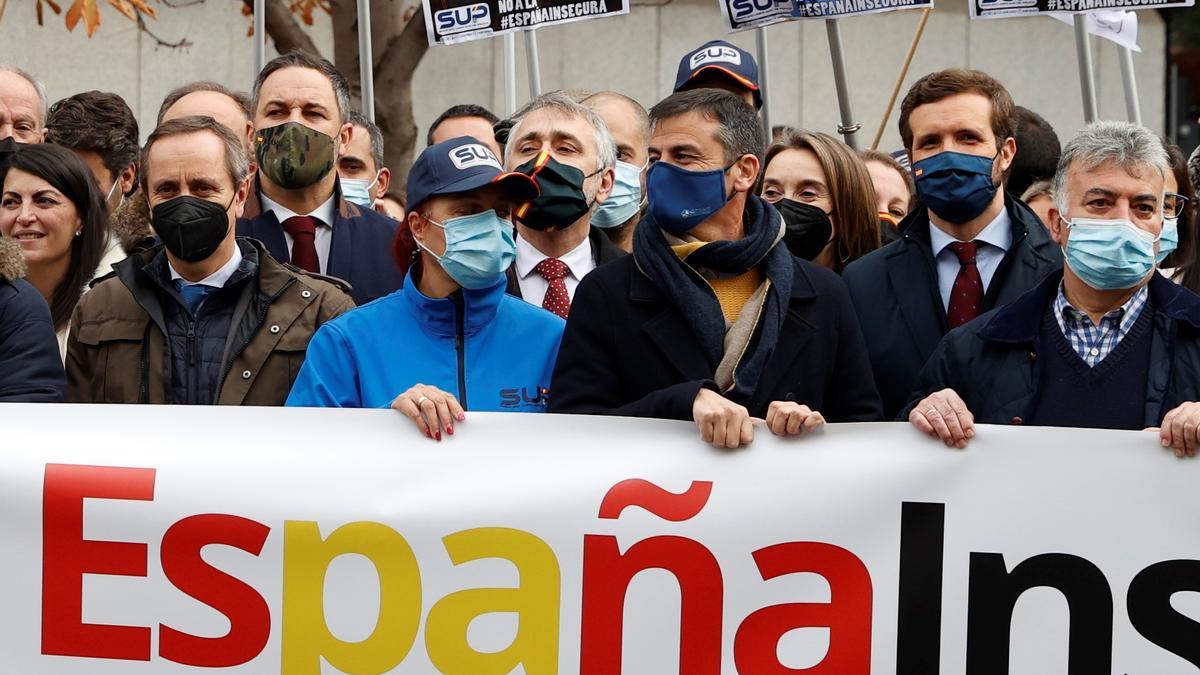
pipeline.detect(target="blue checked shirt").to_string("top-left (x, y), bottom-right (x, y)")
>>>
top-left (1052, 282), bottom-right (1149, 367)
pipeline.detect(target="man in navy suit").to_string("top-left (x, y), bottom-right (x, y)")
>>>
top-left (237, 52), bottom-right (403, 306)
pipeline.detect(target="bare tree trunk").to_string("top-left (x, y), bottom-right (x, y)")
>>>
top-left (244, 0), bottom-right (321, 56)
top-left (373, 6), bottom-right (429, 193)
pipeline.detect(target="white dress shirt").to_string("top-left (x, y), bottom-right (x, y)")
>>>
top-left (929, 209), bottom-right (1012, 311)
top-left (169, 244), bottom-right (245, 289)
top-left (260, 192), bottom-right (337, 274)
top-left (514, 234), bottom-right (595, 307)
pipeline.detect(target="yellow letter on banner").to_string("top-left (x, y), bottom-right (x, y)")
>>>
top-left (281, 521), bottom-right (422, 675)
top-left (425, 527), bottom-right (560, 674)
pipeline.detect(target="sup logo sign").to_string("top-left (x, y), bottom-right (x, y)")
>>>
top-left (435, 3), bottom-right (491, 36)
top-left (729, 0), bottom-right (786, 21)
top-left (449, 144), bottom-right (502, 170)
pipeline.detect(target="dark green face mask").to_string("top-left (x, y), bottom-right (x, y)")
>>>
top-left (255, 121), bottom-right (336, 190)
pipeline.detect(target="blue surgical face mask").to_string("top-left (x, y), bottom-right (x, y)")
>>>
top-left (341, 172), bottom-right (381, 209)
top-left (1062, 215), bottom-right (1159, 291)
top-left (912, 150), bottom-right (999, 225)
top-left (592, 160), bottom-right (645, 229)
top-left (1157, 216), bottom-right (1179, 264)
top-left (645, 160), bottom-right (733, 236)
top-left (415, 209), bottom-right (516, 290)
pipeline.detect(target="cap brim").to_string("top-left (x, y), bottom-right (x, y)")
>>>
top-left (491, 171), bottom-right (540, 202)
top-left (429, 168), bottom-right (537, 202)
top-left (690, 65), bottom-right (760, 93)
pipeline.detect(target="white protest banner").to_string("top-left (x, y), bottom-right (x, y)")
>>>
top-left (720, 0), bottom-right (931, 34)
top-left (971, 0), bottom-right (1192, 18)
top-left (422, 0), bottom-right (627, 45)
top-left (3, 403), bottom-right (1199, 673)
top-left (1050, 9), bottom-right (1139, 51)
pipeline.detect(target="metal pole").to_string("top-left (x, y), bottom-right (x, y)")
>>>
top-left (503, 32), bottom-right (518, 116)
top-left (756, 27), bottom-right (772, 143)
top-left (824, 19), bottom-right (860, 149)
top-left (871, 7), bottom-right (931, 150)
top-left (524, 30), bottom-right (543, 98)
top-left (253, 0), bottom-right (266, 75)
top-left (1118, 45), bottom-right (1141, 126)
top-left (356, 0), bottom-right (376, 122)
top-left (1074, 15), bottom-right (1098, 124)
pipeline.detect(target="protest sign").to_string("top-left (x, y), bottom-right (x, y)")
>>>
top-left (422, 0), bottom-right (627, 45)
top-left (720, 0), bottom-right (931, 34)
top-left (3, 404), bottom-right (1199, 673)
top-left (971, 0), bottom-right (1192, 19)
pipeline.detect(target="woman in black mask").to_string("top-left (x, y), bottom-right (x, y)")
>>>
top-left (0, 144), bottom-right (107, 359)
top-left (760, 130), bottom-right (880, 274)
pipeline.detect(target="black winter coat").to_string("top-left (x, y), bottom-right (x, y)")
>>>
top-left (0, 273), bottom-right (65, 402)
top-left (900, 270), bottom-right (1200, 428)
top-left (548, 253), bottom-right (883, 422)
top-left (842, 195), bottom-right (1062, 420)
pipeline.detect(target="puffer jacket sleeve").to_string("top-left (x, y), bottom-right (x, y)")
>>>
top-left (0, 281), bottom-right (66, 402)
top-left (285, 321), bottom-right (362, 407)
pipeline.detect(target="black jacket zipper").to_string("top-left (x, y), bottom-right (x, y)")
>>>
top-left (452, 292), bottom-right (468, 410)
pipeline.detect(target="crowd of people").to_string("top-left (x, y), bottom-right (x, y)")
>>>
top-left (3, 37), bottom-right (1200, 457)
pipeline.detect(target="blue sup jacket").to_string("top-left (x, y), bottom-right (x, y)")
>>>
top-left (286, 268), bottom-right (564, 411)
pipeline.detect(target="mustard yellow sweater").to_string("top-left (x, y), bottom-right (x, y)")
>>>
top-left (673, 242), bottom-right (763, 324)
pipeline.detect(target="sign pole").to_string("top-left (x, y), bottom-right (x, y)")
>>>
top-left (253, 0), bottom-right (266, 75)
top-left (1073, 15), bottom-right (1099, 123)
top-left (503, 32), bottom-right (518, 116)
top-left (756, 26), bottom-right (772, 143)
top-left (356, 0), bottom-right (376, 122)
top-left (524, 30), bottom-right (543, 97)
top-left (1118, 45), bottom-right (1141, 125)
top-left (871, 7), bottom-right (931, 150)
top-left (825, 18), bottom-right (860, 149)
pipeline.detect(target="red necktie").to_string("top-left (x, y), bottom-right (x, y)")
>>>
top-left (282, 215), bottom-right (320, 273)
top-left (535, 258), bottom-right (572, 319)
top-left (946, 241), bottom-right (983, 329)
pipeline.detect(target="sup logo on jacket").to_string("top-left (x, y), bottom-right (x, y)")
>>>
top-left (500, 386), bottom-right (551, 410)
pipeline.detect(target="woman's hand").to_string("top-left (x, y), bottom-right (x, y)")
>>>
top-left (391, 384), bottom-right (465, 441)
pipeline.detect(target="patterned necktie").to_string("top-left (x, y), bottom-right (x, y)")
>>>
top-left (281, 215), bottom-right (320, 273)
top-left (946, 240), bottom-right (984, 329)
top-left (174, 280), bottom-right (216, 314)
top-left (535, 258), bottom-right (572, 319)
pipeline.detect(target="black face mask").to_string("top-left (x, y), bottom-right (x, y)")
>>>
top-left (774, 198), bottom-right (833, 261)
top-left (151, 195), bottom-right (233, 263)
top-left (0, 136), bottom-right (23, 171)
top-left (514, 152), bottom-right (596, 233)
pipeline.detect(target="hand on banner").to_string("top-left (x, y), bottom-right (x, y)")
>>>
top-left (765, 401), bottom-right (825, 437)
top-left (693, 388), bottom-right (754, 449)
top-left (1151, 402), bottom-right (1200, 458)
top-left (391, 384), bottom-right (466, 441)
top-left (909, 388), bottom-right (976, 449)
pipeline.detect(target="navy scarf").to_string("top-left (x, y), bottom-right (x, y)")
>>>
top-left (633, 195), bottom-right (794, 403)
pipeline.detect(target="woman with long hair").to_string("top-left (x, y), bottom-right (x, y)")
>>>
top-left (0, 144), bottom-right (108, 358)
top-left (761, 130), bottom-right (880, 273)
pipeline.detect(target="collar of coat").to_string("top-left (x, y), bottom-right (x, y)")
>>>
top-left (0, 236), bottom-right (26, 281)
top-left (977, 269), bottom-right (1200, 345)
top-left (241, 173), bottom-right (364, 222)
top-left (896, 191), bottom-right (1055, 254)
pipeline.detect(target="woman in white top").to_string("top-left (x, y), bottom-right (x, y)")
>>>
top-left (0, 144), bottom-right (108, 359)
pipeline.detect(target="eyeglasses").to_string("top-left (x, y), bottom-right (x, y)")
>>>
top-left (1164, 192), bottom-right (1190, 220)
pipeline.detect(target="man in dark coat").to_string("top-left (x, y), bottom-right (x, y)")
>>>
top-left (842, 69), bottom-right (1062, 420)
top-left (0, 236), bottom-right (64, 402)
top-left (550, 89), bottom-right (882, 448)
top-left (236, 52), bottom-right (403, 306)
top-left (905, 121), bottom-right (1200, 458)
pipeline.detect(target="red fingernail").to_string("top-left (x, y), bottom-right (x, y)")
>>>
top-left (436, 431), bottom-right (442, 441)
top-left (446, 426), bottom-right (454, 436)
top-left (457, 412), bottom-right (466, 421)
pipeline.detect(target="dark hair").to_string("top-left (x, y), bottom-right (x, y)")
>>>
top-left (141, 116), bottom-right (250, 194)
top-left (859, 148), bottom-right (916, 213)
top-left (157, 81), bottom-right (252, 126)
top-left (347, 110), bottom-right (385, 172)
top-left (1162, 140), bottom-right (1198, 282)
top-left (649, 89), bottom-right (764, 165)
top-left (45, 91), bottom-right (140, 182)
top-left (1, 144), bottom-right (108, 330)
top-left (426, 104), bottom-right (501, 146)
top-left (764, 130), bottom-right (881, 273)
top-left (1007, 106), bottom-right (1062, 198)
top-left (899, 69), bottom-right (1016, 155)
top-left (252, 52), bottom-right (351, 123)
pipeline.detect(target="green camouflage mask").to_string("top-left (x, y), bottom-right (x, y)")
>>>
top-left (255, 121), bottom-right (336, 190)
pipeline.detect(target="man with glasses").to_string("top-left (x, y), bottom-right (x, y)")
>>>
top-left (904, 121), bottom-right (1200, 458)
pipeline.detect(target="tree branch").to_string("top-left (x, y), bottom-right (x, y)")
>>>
top-left (137, 12), bottom-right (191, 48)
top-left (242, 0), bottom-right (320, 56)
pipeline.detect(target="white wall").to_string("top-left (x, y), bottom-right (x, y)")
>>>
top-left (0, 0), bottom-right (1165, 156)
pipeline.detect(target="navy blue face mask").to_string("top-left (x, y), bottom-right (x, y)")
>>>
top-left (646, 160), bottom-right (735, 236)
top-left (912, 150), bottom-right (1000, 225)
